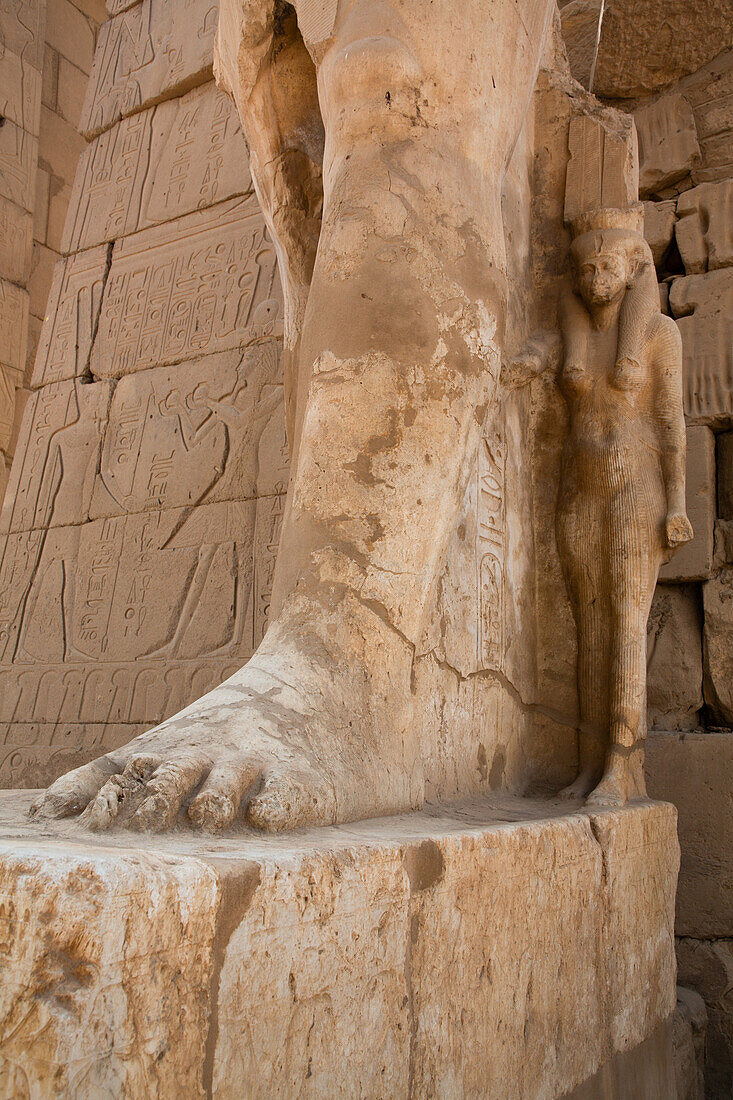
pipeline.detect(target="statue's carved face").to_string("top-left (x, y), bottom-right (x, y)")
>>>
top-left (576, 251), bottom-right (628, 307)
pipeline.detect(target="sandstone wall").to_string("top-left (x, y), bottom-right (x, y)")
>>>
top-left (0, 0), bottom-right (107, 495)
top-left (635, 56), bottom-right (733, 1100)
top-left (0, 0), bottom-right (291, 788)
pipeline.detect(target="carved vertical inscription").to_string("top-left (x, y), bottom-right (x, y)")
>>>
top-left (477, 420), bottom-right (506, 670)
top-left (31, 246), bottom-right (110, 388)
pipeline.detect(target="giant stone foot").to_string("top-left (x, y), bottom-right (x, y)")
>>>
top-left (31, 600), bottom-right (420, 833)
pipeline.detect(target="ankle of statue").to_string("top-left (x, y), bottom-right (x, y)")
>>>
top-left (607, 743), bottom-right (637, 761)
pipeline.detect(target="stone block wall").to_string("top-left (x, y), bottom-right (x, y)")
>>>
top-left (0, 0), bottom-right (107, 495)
top-left (0, 0), bottom-right (288, 787)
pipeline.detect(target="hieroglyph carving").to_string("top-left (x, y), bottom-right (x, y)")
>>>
top-left (90, 197), bottom-right (281, 379)
top-left (0, 349), bottom-right (285, 663)
top-left (80, 0), bottom-right (219, 138)
top-left (64, 81), bottom-right (251, 253)
top-left (0, 341), bottom-right (287, 786)
top-left (669, 267), bottom-right (733, 426)
top-left (33, 197), bottom-right (281, 389)
top-left (31, 246), bottom-right (110, 388)
top-left (556, 211), bottom-right (692, 806)
top-left (477, 426), bottom-right (506, 669)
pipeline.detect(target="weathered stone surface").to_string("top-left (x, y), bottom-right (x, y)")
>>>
top-left (0, 346), bottom-right (288, 785)
top-left (90, 343), bottom-right (284, 521)
top-left (0, 0), bottom-right (46, 74)
top-left (669, 268), bottom-right (733, 426)
top-left (676, 937), bottom-right (733, 1100)
top-left (0, 279), bottom-right (29, 380)
top-left (677, 49), bottom-right (733, 185)
top-left (30, 245), bottom-right (109, 388)
top-left (89, 197), bottom-right (281, 380)
top-left (79, 0), bottom-right (219, 139)
top-left (0, 117), bottom-right (38, 212)
top-left (0, 495), bottom-right (287, 757)
top-left (591, 0), bottom-right (733, 100)
top-left (715, 518), bottom-right (733, 567)
top-left (645, 731), bottom-right (733, 937)
top-left (569, 1019), bottom-right (677, 1099)
top-left (646, 586), bottom-right (703, 731)
top-left (559, 0), bottom-right (602, 91)
top-left (719, 431), bottom-right (733, 519)
top-left (659, 426), bottom-right (715, 582)
top-left (0, 379), bottom-right (113, 536)
top-left (702, 568), bottom-right (733, 725)
top-left (0, 42), bottom-right (42, 134)
top-left (0, 792), bottom-right (678, 1099)
top-left (675, 179), bottom-right (733, 274)
top-left (634, 94), bottom-right (701, 198)
top-left (105, 0), bottom-right (137, 14)
top-left (0, 724), bottom-right (149, 791)
top-left (672, 987), bottom-right (707, 1100)
top-left (0, 369), bottom-right (17, 456)
top-left (658, 279), bottom-right (670, 314)
top-left (564, 112), bottom-right (638, 226)
top-left (0, 195), bottom-right (34, 286)
top-left (644, 199), bottom-right (677, 269)
top-left (64, 80), bottom-right (251, 253)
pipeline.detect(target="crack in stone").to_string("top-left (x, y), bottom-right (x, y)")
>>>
top-left (201, 859), bottom-right (262, 1098)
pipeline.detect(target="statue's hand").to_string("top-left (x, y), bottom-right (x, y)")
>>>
top-left (503, 330), bottom-right (562, 390)
top-left (666, 512), bottom-right (693, 548)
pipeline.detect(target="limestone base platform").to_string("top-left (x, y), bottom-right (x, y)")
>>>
top-left (0, 792), bottom-right (679, 1099)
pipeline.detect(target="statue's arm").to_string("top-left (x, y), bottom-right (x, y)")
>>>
top-left (558, 282), bottom-right (592, 388)
top-left (616, 258), bottom-right (659, 370)
top-left (650, 315), bottom-right (693, 549)
top-left (215, 0), bottom-right (323, 449)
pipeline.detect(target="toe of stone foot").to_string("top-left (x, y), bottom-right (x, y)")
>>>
top-left (30, 750), bottom-right (338, 836)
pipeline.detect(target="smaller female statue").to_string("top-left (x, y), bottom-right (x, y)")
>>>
top-left (556, 208), bottom-right (692, 806)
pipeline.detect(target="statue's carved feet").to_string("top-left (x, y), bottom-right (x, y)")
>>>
top-left (584, 748), bottom-right (631, 808)
top-left (558, 767), bottom-right (602, 801)
top-left (31, 603), bottom-right (419, 833)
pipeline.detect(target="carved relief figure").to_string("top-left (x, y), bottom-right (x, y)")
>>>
top-left (556, 211), bottom-right (692, 806)
top-left (150, 345), bottom-right (282, 657)
top-left (13, 385), bottom-right (108, 663)
top-left (34, 0), bottom-right (558, 832)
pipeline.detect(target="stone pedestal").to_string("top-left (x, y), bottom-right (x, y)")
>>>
top-left (0, 793), bottom-right (678, 1099)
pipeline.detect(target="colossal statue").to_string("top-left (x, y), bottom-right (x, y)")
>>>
top-left (31, 0), bottom-right (558, 832)
top-left (556, 208), bottom-right (692, 806)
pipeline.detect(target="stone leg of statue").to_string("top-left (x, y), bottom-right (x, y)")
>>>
top-left (31, 0), bottom-right (555, 833)
top-left (556, 485), bottom-right (610, 801)
top-left (586, 492), bottom-right (662, 808)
